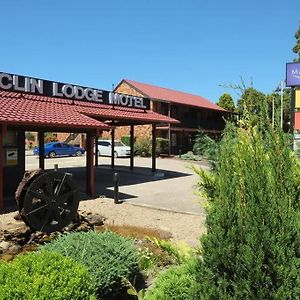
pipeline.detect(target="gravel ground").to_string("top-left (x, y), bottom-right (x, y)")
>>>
top-left (0, 198), bottom-right (206, 247)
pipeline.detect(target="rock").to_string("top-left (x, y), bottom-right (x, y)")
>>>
top-left (13, 213), bottom-right (22, 221)
top-left (1, 254), bottom-right (14, 261)
top-left (84, 214), bottom-right (105, 226)
top-left (0, 241), bottom-right (10, 252)
top-left (64, 222), bottom-right (78, 232)
top-left (7, 244), bottom-right (21, 255)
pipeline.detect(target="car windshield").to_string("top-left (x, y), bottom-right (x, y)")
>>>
top-left (45, 143), bottom-right (56, 147)
top-left (115, 142), bottom-right (125, 147)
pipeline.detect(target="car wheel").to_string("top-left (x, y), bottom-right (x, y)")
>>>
top-left (114, 151), bottom-right (118, 158)
top-left (48, 151), bottom-right (56, 158)
top-left (76, 150), bottom-right (82, 156)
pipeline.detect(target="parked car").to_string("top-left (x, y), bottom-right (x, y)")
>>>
top-left (97, 140), bottom-right (130, 158)
top-left (33, 142), bottom-right (85, 158)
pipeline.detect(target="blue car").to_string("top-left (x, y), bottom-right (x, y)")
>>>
top-left (33, 142), bottom-right (85, 158)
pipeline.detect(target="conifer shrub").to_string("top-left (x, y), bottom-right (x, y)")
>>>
top-left (156, 138), bottom-right (169, 155)
top-left (134, 138), bottom-right (152, 157)
top-left (0, 251), bottom-right (96, 300)
top-left (144, 263), bottom-right (197, 300)
top-left (193, 108), bottom-right (300, 299)
top-left (193, 130), bottom-right (218, 160)
top-left (40, 230), bottom-right (139, 299)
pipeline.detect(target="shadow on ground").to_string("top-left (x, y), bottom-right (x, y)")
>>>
top-left (3, 164), bottom-right (192, 212)
top-left (62, 164), bottom-right (192, 202)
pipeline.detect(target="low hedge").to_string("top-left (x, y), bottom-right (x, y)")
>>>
top-left (40, 230), bottom-right (139, 299)
top-left (144, 263), bottom-right (197, 300)
top-left (0, 251), bottom-right (96, 300)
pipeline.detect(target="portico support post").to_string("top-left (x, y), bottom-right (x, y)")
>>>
top-left (152, 124), bottom-right (157, 173)
top-left (168, 102), bottom-right (171, 156)
top-left (0, 126), bottom-right (4, 211)
top-left (95, 136), bottom-right (98, 167)
top-left (130, 125), bottom-right (134, 170)
top-left (111, 129), bottom-right (115, 169)
top-left (86, 132), bottom-right (95, 196)
top-left (38, 131), bottom-right (45, 170)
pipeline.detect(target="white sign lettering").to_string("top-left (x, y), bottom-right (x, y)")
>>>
top-left (109, 93), bottom-right (147, 109)
top-left (0, 72), bottom-right (150, 109)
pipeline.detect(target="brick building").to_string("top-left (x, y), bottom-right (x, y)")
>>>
top-left (110, 79), bottom-right (228, 154)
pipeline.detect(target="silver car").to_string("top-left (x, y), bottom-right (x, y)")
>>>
top-left (97, 140), bottom-right (131, 158)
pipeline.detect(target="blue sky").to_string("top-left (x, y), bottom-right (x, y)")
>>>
top-left (0, 0), bottom-right (299, 103)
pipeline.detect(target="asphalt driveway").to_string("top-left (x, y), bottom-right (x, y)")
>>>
top-left (25, 153), bottom-right (207, 215)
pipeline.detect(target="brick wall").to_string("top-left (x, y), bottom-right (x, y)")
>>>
top-left (111, 81), bottom-right (153, 141)
top-left (102, 125), bottom-right (152, 140)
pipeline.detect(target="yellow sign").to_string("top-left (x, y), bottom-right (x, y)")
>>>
top-left (296, 88), bottom-right (300, 108)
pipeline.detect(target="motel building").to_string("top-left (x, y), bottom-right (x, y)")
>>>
top-left (57, 80), bottom-right (228, 155)
top-left (0, 71), bottom-right (178, 211)
top-left (112, 79), bottom-right (228, 154)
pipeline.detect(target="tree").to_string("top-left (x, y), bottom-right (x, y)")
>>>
top-left (293, 21), bottom-right (300, 62)
top-left (216, 93), bottom-right (235, 111)
top-left (25, 131), bottom-right (35, 149)
top-left (193, 101), bottom-right (300, 299)
top-left (237, 87), bottom-right (266, 115)
top-left (25, 131), bottom-right (35, 143)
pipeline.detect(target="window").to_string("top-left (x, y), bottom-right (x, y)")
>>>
top-left (99, 141), bottom-right (111, 147)
top-left (53, 143), bottom-right (62, 148)
top-left (62, 143), bottom-right (71, 148)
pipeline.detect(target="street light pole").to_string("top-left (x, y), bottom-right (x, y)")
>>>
top-left (280, 80), bottom-right (284, 129)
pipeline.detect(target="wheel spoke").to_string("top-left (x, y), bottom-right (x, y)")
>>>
top-left (39, 210), bottom-right (51, 232)
top-left (54, 174), bottom-right (67, 196)
top-left (26, 203), bottom-right (49, 216)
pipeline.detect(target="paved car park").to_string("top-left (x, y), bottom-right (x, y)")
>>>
top-left (25, 152), bottom-right (207, 215)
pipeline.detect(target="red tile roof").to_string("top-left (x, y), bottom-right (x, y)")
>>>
top-left (0, 91), bottom-right (178, 130)
top-left (74, 100), bottom-right (178, 124)
top-left (0, 91), bottom-right (110, 130)
top-left (122, 79), bottom-right (226, 112)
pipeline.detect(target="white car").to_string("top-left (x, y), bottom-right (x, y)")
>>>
top-left (97, 140), bottom-right (131, 158)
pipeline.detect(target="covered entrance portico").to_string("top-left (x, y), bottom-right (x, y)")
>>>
top-left (0, 72), bottom-right (178, 211)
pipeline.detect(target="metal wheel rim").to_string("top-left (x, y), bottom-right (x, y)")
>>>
top-left (23, 171), bottom-right (79, 233)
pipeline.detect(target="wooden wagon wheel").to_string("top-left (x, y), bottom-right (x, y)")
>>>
top-left (21, 171), bottom-right (79, 234)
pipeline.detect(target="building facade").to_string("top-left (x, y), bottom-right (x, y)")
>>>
top-left (109, 79), bottom-right (228, 154)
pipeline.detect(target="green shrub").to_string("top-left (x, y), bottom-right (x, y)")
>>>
top-left (135, 138), bottom-right (152, 157)
top-left (0, 251), bottom-right (96, 300)
top-left (156, 138), bottom-right (169, 155)
top-left (40, 230), bottom-right (139, 298)
top-left (121, 135), bottom-right (135, 146)
top-left (179, 151), bottom-right (201, 161)
top-left (193, 130), bottom-right (219, 162)
top-left (147, 237), bottom-right (195, 265)
top-left (193, 105), bottom-right (300, 298)
top-left (144, 263), bottom-right (197, 300)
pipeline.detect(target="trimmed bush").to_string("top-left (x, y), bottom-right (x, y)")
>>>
top-left (135, 138), bottom-right (152, 157)
top-left (179, 151), bottom-right (201, 161)
top-left (193, 107), bottom-right (300, 298)
top-left (144, 263), bottom-right (197, 300)
top-left (121, 135), bottom-right (135, 146)
top-left (40, 230), bottom-right (139, 298)
top-left (0, 251), bottom-right (96, 300)
top-left (156, 138), bottom-right (169, 155)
